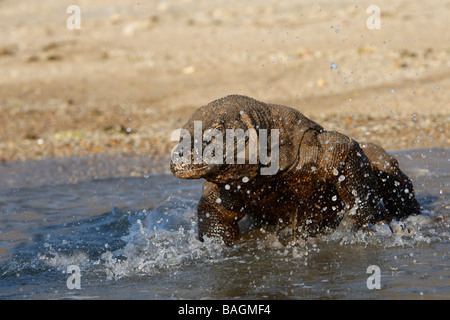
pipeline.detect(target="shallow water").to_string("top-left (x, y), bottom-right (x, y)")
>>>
top-left (0, 149), bottom-right (448, 299)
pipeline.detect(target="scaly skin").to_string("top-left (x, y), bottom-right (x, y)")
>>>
top-left (170, 95), bottom-right (421, 245)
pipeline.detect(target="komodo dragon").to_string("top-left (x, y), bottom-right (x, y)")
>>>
top-left (170, 95), bottom-right (421, 245)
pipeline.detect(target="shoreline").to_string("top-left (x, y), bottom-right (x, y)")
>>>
top-left (0, 0), bottom-right (448, 166)
top-left (1, 147), bottom-right (448, 191)
top-left (1, 108), bottom-right (447, 164)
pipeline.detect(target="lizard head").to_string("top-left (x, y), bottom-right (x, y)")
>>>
top-left (170, 95), bottom-right (270, 183)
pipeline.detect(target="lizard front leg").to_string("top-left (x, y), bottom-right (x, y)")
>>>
top-left (197, 181), bottom-right (245, 245)
top-left (361, 142), bottom-right (421, 220)
top-left (317, 132), bottom-right (384, 230)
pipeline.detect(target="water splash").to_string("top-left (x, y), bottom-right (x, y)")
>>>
top-left (99, 197), bottom-right (225, 280)
top-left (1, 150), bottom-right (448, 299)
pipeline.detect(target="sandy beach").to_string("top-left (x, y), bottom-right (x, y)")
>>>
top-left (0, 0), bottom-right (448, 165)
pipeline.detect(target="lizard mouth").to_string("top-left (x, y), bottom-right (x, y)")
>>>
top-left (170, 162), bottom-right (215, 179)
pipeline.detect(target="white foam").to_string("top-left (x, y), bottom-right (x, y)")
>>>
top-left (100, 197), bottom-right (224, 280)
top-left (41, 196), bottom-right (447, 281)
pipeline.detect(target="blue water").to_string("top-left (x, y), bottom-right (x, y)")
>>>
top-left (0, 149), bottom-right (448, 299)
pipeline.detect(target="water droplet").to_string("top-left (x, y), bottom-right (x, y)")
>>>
top-left (242, 176), bottom-right (249, 183)
top-left (216, 198), bottom-right (222, 204)
top-left (330, 63), bottom-right (338, 70)
top-left (225, 184), bottom-right (231, 190)
top-left (338, 175), bottom-right (345, 182)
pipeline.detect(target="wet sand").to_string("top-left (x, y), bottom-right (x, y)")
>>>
top-left (0, 0), bottom-right (449, 165)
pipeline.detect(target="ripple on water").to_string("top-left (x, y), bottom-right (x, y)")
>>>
top-left (0, 149), bottom-right (448, 299)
